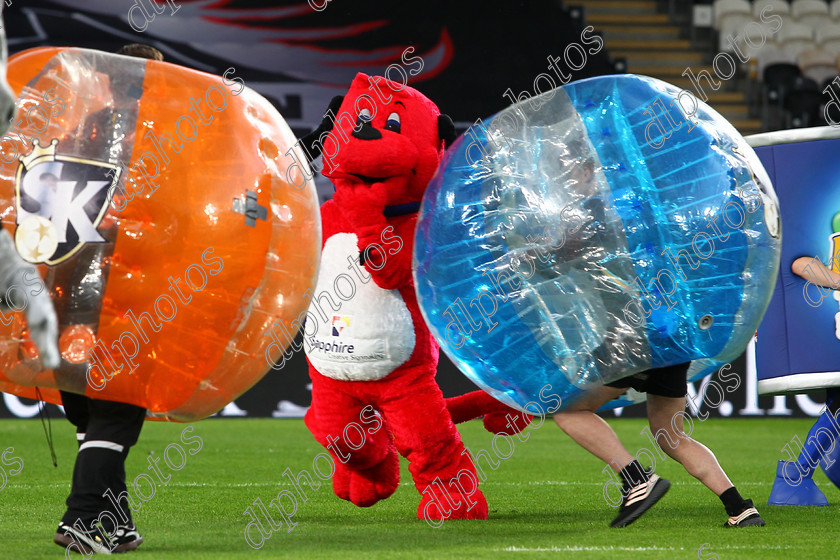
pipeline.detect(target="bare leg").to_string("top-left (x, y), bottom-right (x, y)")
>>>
top-left (553, 385), bottom-right (635, 472)
top-left (646, 394), bottom-right (733, 495)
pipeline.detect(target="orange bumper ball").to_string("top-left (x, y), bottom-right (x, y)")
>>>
top-left (0, 48), bottom-right (320, 420)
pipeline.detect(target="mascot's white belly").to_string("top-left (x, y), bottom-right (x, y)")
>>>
top-left (304, 232), bottom-right (415, 381)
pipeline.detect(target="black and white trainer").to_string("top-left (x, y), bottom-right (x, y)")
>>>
top-left (54, 521), bottom-right (114, 555)
top-left (610, 474), bottom-right (671, 528)
top-left (724, 499), bottom-right (766, 528)
top-left (111, 522), bottom-right (143, 551)
top-left (54, 520), bottom-right (144, 554)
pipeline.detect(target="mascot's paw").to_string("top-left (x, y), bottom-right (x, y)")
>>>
top-left (332, 459), bottom-right (354, 503)
top-left (767, 461), bottom-right (828, 506)
top-left (483, 409), bottom-right (533, 435)
top-left (417, 483), bottom-right (489, 522)
top-left (332, 445), bottom-right (400, 507)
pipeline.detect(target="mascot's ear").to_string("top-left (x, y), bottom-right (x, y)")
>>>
top-left (299, 95), bottom-right (345, 162)
top-left (438, 114), bottom-right (457, 149)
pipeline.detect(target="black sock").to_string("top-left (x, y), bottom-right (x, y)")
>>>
top-left (719, 486), bottom-right (749, 516)
top-left (619, 459), bottom-right (649, 488)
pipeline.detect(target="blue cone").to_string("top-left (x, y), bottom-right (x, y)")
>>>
top-left (768, 461), bottom-right (828, 506)
top-left (821, 430), bottom-right (840, 491)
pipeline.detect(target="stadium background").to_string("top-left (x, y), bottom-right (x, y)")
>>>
top-left (0, 0), bottom-right (833, 419)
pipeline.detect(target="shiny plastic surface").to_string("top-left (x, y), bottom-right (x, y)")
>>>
top-left (414, 74), bottom-right (781, 412)
top-left (0, 48), bottom-right (320, 420)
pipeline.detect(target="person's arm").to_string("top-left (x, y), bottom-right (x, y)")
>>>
top-left (791, 256), bottom-right (840, 289)
top-left (0, 227), bottom-right (60, 368)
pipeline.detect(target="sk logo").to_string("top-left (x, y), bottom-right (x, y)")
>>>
top-left (331, 316), bottom-right (351, 337)
top-left (13, 139), bottom-right (119, 265)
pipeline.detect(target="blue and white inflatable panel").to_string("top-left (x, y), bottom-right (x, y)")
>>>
top-left (414, 74), bottom-right (781, 412)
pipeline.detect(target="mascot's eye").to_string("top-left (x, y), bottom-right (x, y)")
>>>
top-left (356, 108), bottom-right (372, 126)
top-left (384, 112), bottom-right (401, 133)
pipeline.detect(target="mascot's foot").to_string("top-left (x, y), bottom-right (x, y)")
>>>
top-left (768, 461), bottom-right (828, 506)
top-left (332, 446), bottom-right (399, 508)
top-left (483, 409), bottom-right (531, 435)
top-left (417, 483), bottom-right (488, 522)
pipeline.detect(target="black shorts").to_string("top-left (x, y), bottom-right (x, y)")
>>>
top-left (604, 362), bottom-right (690, 398)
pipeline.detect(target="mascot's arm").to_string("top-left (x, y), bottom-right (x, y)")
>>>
top-left (445, 390), bottom-right (533, 435)
top-left (332, 180), bottom-right (412, 290)
top-left (358, 214), bottom-right (414, 290)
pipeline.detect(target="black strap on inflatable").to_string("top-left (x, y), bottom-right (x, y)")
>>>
top-left (34, 387), bottom-right (58, 467)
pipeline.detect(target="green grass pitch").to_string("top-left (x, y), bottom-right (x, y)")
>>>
top-left (1, 417), bottom-right (837, 559)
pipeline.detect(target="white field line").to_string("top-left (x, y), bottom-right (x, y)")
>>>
top-left (479, 480), bottom-right (767, 486)
top-left (503, 546), bottom-right (685, 552)
top-left (500, 545), bottom-right (788, 553)
top-left (4, 480), bottom-right (768, 490)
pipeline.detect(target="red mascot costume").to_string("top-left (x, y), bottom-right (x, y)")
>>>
top-left (301, 73), bottom-right (529, 521)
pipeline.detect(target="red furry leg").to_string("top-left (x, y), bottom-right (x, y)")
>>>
top-left (378, 371), bottom-right (490, 522)
top-left (332, 459), bottom-right (352, 502)
top-left (445, 390), bottom-right (533, 435)
top-left (320, 428), bottom-right (399, 508)
top-left (345, 443), bottom-right (400, 507)
top-left (417, 476), bottom-right (488, 522)
top-left (483, 409), bottom-right (532, 435)
top-left (305, 374), bottom-right (399, 508)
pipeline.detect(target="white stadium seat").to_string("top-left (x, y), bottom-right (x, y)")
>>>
top-left (791, 0), bottom-right (830, 27)
top-left (714, 0), bottom-right (752, 30)
top-left (777, 20), bottom-right (817, 57)
top-left (718, 13), bottom-right (757, 51)
top-left (753, 0), bottom-right (791, 18)
top-left (816, 23), bottom-right (840, 56)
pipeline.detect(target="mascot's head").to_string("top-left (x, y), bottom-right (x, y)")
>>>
top-left (319, 72), bottom-right (455, 205)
